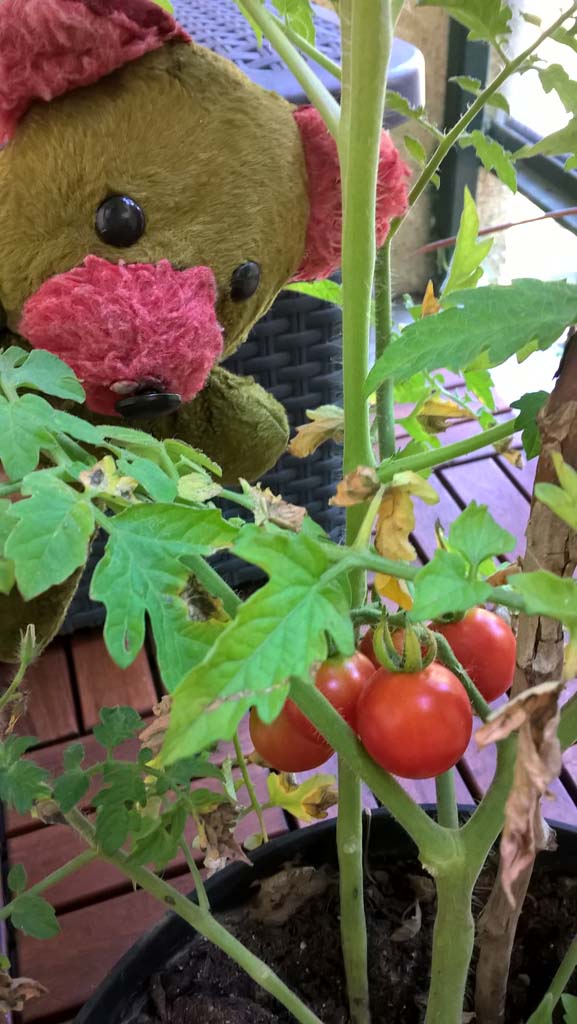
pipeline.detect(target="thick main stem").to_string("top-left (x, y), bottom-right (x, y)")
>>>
top-left (435, 771), bottom-right (459, 830)
top-left (425, 870), bottom-right (475, 1024)
top-left (374, 240), bottom-right (396, 460)
top-left (338, 1), bottom-right (394, 1016)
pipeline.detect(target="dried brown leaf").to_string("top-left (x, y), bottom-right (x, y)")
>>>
top-left (288, 405), bottom-right (344, 458)
top-left (330, 465), bottom-right (380, 507)
top-left (243, 482), bottom-right (307, 533)
top-left (0, 971), bottom-right (47, 1015)
top-left (250, 866), bottom-right (332, 925)
top-left (476, 681), bottom-right (563, 904)
top-left (417, 397), bottom-right (475, 435)
top-left (391, 900), bottom-right (422, 942)
top-left (197, 803), bottom-right (251, 877)
top-left (486, 561), bottom-right (522, 587)
top-left (139, 695), bottom-right (171, 757)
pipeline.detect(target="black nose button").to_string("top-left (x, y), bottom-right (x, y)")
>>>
top-left (116, 392), bottom-right (181, 419)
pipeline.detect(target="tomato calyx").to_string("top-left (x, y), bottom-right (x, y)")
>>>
top-left (371, 617), bottom-right (438, 674)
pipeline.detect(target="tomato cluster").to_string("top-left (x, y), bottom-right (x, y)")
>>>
top-left (250, 608), bottom-right (515, 781)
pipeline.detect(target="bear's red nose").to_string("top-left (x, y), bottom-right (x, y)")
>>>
top-left (19, 256), bottom-right (223, 416)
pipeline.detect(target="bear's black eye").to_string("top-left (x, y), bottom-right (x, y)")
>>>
top-left (230, 261), bottom-right (261, 302)
top-left (95, 195), bottom-right (146, 248)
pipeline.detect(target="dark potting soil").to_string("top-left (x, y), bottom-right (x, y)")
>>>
top-left (133, 853), bottom-right (577, 1024)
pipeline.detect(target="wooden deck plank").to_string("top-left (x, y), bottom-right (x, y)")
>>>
top-left (1, 643), bottom-right (79, 745)
top-left (495, 456), bottom-right (538, 501)
top-left (70, 631), bottom-right (157, 729)
top-left (438, 458), bottom-right (529, 559)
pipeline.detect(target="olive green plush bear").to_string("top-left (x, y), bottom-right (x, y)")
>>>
top-left (0, 0), bottom-right (409, 660)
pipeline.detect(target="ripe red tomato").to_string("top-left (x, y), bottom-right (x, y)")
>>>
top-left (433, 608), bottom-right (516, 703)
top-left (359, 630), bottom-right (380, 668)
top-left (249, 707), bottom-right (332, 772)
top-left (356, 664), bottom-right (472, 779)
top-left (285, 651), bottom-right (376, 740)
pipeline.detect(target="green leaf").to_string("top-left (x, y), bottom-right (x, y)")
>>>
top-left (117, 453), bottom-right (177, 502)
top-left (386, 90), bottom-right (426, 121)
top-left (450, 75), bottom-right (509, 113)
top-left (539, 65), bottom-right (577, 115)
top-left (443, 186), bottom-right (493, 297)
top-left (177, 473), bottom-right (222, 503)
top-left (285, 280), bottom-right (343, 305)
top-left (8, 864), bottom-right (28, 895)
top-left (0, 737), bottom-right (49, 813)
top-left (410, 549), bottom-right (491, 622)
top-left (416, 0), bottom-right (512, 44)
top-left (404, 135), bottom-right (427, 165)
top-left (526, 993), bottom-right (553, 1024)
top-left (127, 802), bottom-right (187, 870)
top-left (91, 506), bottom-right (235, 678)
top-left (509, 572), bottom-right (577, 630)
top-left (94, 802), bottom-right (132, 856)
top-left (449, 502), bottom-right (515, 567)
top-left (459, 131), bottom-right (516, 192)
top-left (563, 994), bottom-right (577, 1023)
top-left (0, 499), bottom-right (15, 595)
top-left (53, 769), bottom-right (90, 813)
top-left (535, 452), bottom-right (577, 530)
top-left (5, 474), bottom-right (94, 599)
top-left (163, 439), bottom-right (222, 478)
top-left (516, 118), bottom-right (577, 160)
top-left (11, 894), bottom-right (59, 940)
top-left (63, 742), bottom-right (85, 771)
top-left (365, 279), bottom-right (577, 390)
top-left (93, 706), bottom-right (143, 750)
top-left (511, 391), bottom-right (548, 459)
top-left (163, 528), bottom-right (354, 763)
top-left (552, 25), bottom-right (577, 56)
top-left (0, 393), bottom-right (57, 480)
top-left (272, 0), bottom-right (315, 43)
top-left (464, 369), bottom-right (496, 412)
top-left (0, 347), bottom-right (84, 403)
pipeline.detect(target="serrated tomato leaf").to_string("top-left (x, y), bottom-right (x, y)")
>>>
top-left (53, 769), bottom-right (90, 813)
top-left (442, 187), bottom-right (493, 297)
top-left (511, 391), bottom-right (548, 459)
top-left (448, 502), bottom-right (515, 568)
top-left (5, 475), bottom-right (94, 599)
top-left (90, 505), bottom-right (237, 670)
top-left (366, 279), bottom-right (577, 391)
top-left (508, 572), bottom-right (577, 630)
top-left (0, 737), bottom-right (49, 813)
top-left (93, 707), bottom-right (143, 750)
top-left (11, 894), bottom-right (60, 940)
top-left (410, 549), bottom-right (492, 621)
top-left (0, 346), bottom-right (84, 403)
top-left (162, 528), bottom-right (354, 764)
top-left (416, 0), bottom-right (512, 44)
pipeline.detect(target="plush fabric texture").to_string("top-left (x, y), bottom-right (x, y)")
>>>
top-left (0, 43), bottom-right (309, 357)
top-left (0, 0), bottom-right (189, 144)
top-left (292, 105), bottom-right (411, 281)
top-left (0, 569), bottom-right (82, 663)
top-left (20, 256), bottom-right (222, 415)
top-left (133, 366), bottom-right (289, 484)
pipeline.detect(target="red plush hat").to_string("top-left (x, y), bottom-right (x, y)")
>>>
top-left (0, 0), bottom-right (189, 144)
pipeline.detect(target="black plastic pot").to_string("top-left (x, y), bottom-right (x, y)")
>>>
top-left (73, 807), bottom-right (577, 1023)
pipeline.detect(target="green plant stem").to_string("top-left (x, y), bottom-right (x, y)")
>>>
top-left (435, 771), bottom-right (459, 830)
top-left (395, 1), bottom-right (577, 221)
top-left (290, 676), bottom-right (450, 862)
top-left (373, 240), bottom-right (396, 460)
top-left (66, 809), bottom-right (323, 1024)
top-left (424, 869), bottom-right (475, 1024)
top-left (433, 633), bottom-right (491, 721)
top-left (235, 0), bottom-right (340, 138)
top-left (233, 730), bottom-right (268, 843)
top-left (337, 759), bottom-right (370, 1024)
top-left (527, 933), bottom-right (577, 1023)
top-left (377, 416), bottom-right (518, 480)
top-left (270, 12), bottom-right (342, 80)
top-left (218, 487), bottom-right (255, 511)
top-left (0, 480), bottom-right (21, 497)
top-left (179, 839), bottom-right (210, 913)
top-left (0, 850), bottom-right (97, 921)
top-left (461, 737), bottom-right (516, 870)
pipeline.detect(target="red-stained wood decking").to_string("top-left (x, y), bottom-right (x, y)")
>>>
top-left (3, 413), bottom-right (577, 1024)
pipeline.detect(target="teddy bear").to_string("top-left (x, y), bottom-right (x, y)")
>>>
top-left (0, 0), bottom-right (409, 660)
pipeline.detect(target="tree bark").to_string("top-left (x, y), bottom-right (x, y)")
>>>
top-left (475, 330), bottom-right (577, 1024)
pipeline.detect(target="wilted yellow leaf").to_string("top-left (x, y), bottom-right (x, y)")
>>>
top-left (375, 489), bottom-right (417, 562)
top-left (267, 772), bottom-right (338, 823)
top-left (242, 481), bottom-right (307, 532)
top-left (288, 405), bottom-right (344, 458)
top-left (421, 280), bottom-right (440, 318)
top-left (391, 470), bottom-right (439, 504)
top-left (374, 573), bottom-right (413, 609)
top-left (330, 465), bottom-right (380, 507)
top-left (418, 398), bottom-right (475, 421)
top-left (79, 456), bottom-right (137, 500)
top-left (476, 681), bottom-right (563, 906)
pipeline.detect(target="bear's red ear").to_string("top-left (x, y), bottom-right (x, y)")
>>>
top-left (0, 0), bottom-right (190, 144)
top-left (292, 105), bottom-right (410, 282)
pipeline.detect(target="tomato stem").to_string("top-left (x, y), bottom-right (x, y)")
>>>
top-left (425, 869), bottom-right (475, 1024)
top-left (433, 632), bottom-right (492, 722)
top-left (435, 771), bottom-right (459, 830)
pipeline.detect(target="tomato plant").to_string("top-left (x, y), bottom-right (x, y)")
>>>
top-left (356, 663), bottom-right (473, 779)
top-left (249, 706), bottom-right (333, 772)
top-left (286, 651), bottom-right (376, 739)
top-left (433, 608), bottom-right (516, 703)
